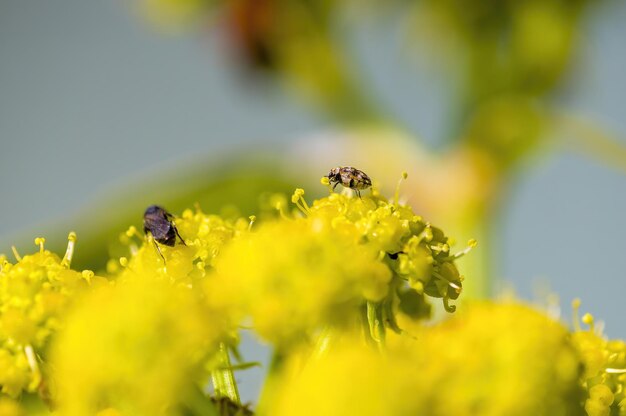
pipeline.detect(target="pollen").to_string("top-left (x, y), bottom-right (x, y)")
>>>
top-left (582, 313), bottom-right (594, 328)
top-left (291, 188), bottom-right (305, 203)
top-left (34, 237), bottom-right (46, 253)
top-left (125, 226), bottom-right (140, 238)
top-left (182, 208), bottom-right (193, 219)
top-left (291, 188), bottom-right (310, 215)
top-left (62, 231), bottom-right (78, 267)
top-left (82, 270), bottom-right (95, 283)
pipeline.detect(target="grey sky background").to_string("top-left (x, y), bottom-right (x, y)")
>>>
top-left (1, 0), bottom-right (625, 402)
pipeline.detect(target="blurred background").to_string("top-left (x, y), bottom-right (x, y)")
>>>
top-left (1, 0), bottom-right (625, 401)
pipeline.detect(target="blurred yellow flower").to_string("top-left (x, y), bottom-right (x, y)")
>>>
top-left (270, 302), bottom-right (584, 416)
top-left (214, 218), bottom-right (391, 347)
top-left (52, 275), bottom-right (229, 415)
top-left (0, 397), bottom-right (23, 416)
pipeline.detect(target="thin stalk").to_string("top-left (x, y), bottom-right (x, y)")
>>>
top-left (210, 343), bottom-right (241, 405)
top-left (366, 301), bottom-right (386, 351)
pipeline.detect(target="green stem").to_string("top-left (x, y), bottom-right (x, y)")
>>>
top-left (210, 342), bottom-right (241, 405)
top-left (210, 371), bottom-right (225, 400)
top-left (366, 301), bottom-right (386, 350)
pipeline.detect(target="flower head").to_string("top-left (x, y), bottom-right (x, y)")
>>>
top-left (570, 299), bottom-right (626, 416)
top-left (111, 206), bottom-right (249, 287)
top-left (214, 180), bottom-right (471, 347)
top-left (270, 302), bottom-right (584, 416)
top-left (52, 276), bottom-right (229, 415)
top-left (302, 184), bottom-right (472, 315)
top-left (214, 218), bottom-right (391, 347)
top-left (50, 206), bottom-right (249, 414)
top-left (0, 234), bottom-right (106, 397)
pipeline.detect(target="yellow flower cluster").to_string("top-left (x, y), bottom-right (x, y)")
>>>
top-left (213, 218), bottom-right (392, 347)
top-left (0, 207), bottom-right (250, 413)
top-left (213, 183), bottom-right (470, 348)
top-left (270, 302), bottom-right (584, 416)
top-left (571, 300), bottom-right (626, 416)
top-left (111, 206), bottom-right (249, 286)
top-left (305, 186), bottom-right (472, 313)
top-left (48, 206), bottom-right (251, 414)
top-left (0, 234), bottom-right (105, 398)
top-left (52, 276), bottom-right (228, 416)
top-left (6, 179), bottom-right (623, 416)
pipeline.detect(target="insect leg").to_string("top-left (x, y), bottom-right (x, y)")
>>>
top-left (332, 183), bottom-right (339, 191)
top-left (356, 189), bottom-right (362, 199)
top-left (149, 235), bottom-right (166, 263)
top-left (173, 226), bottom-right (187, 246)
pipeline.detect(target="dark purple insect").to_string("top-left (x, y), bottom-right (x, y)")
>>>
top-left (143, 205), bottom-right (186, 260)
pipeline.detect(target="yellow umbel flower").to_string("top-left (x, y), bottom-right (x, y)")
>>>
top-left (0, 234), bottom-right (106, 398)
top-left (49, 206), bottom-right (248, 414)
top-left (112, 206), bottom-right (249, 287)
top-left (571, 300), bottom-right (626, 416)
top-left (270, 302), bottom-right (583, 416)
top-left (214, 182), bottom-right (471, 348)
top-left (52, 275), bottom-right (230, 416)
top-left (295, 184), bottom-right (472, 344)
top-left (306, 190), bottom-right (471, 313)
top-left (213, 218), bottom-right (391, 347)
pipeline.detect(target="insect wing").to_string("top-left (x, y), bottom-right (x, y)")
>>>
top-left (339, 168), bottom-right (354, 187)
top-left (353, 170), bottom-right (371, 189)
top-left (144, 214), bottom-right (171, 240)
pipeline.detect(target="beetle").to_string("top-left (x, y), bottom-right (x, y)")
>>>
top-left (143, 205), bottom-right (186, 261)
top-left (326, 166), bottom-right (372, 198)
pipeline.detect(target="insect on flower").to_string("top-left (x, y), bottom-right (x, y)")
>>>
top-left (326, 166), bottom-right (372, 198)
top-left (143, 205), bottom-right (186, 261)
